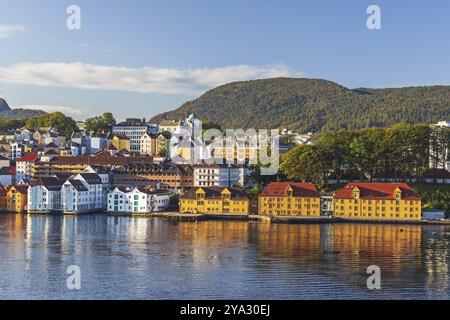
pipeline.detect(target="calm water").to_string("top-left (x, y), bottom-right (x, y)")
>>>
top-left (0, 214), bottom-right (448, 300)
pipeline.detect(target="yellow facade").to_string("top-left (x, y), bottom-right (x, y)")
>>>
top-left (258, 183), bottom-right (321, 217)
top-left (111, 135), bottom-right (131, 152)
top-left (180, 187), bottom-right (250, 215)
top-left (6, 186), bottom-right (28, 213)
top-left (334, 185), bottom-right (421, 221)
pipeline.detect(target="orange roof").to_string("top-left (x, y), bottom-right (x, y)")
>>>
top-left (260, 182), bottom-right (320, 197)
top-left (17, 152), bottom-right (39, 162)
top-left (335, 182), bottom-right (420, 201)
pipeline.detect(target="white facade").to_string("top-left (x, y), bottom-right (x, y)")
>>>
top-left (10, 143), bottom-right (22, 161)
top-left (27, 178), bottom-right (63, 213)
top-left (112, 119), bottom-right (158, 153)
top-left (107, 187), bottom-right (170, 213)
top-left (193, 165), bottom-right (245, 187)
top-left (61, 173), bottom-right (105, 213)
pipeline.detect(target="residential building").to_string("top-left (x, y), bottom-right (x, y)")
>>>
top-left (193, 163), bottom-right (246, 187)
top-left (112, 161), bottom-right (193, 193)
top-left (179, 187), bottom-right (250, 215)
top-left (27, 177), bottom-right (64, 213)
top-left (109, 134), bottom-right (131, 152)
top-left (89, 133), bottom-right (108, 153)
top-left (31, 150), bottom-right (153, 177)
top-left (10, 142), bottom-right (22, 160)
top-left (112, 118), bottom-right (158, 153)
top-left (16, 152), bottom-right (39, 182)
top-left (258, 182), bottom-right (321, 217)
top-left (140, 131), bottom-right (171, 157)
top-left (107, 187), bottom-right (171, 214)
top-left (6, 185), bottom-right (29, 213)
top-left (334, 182), bottom-right (421, 221)
top-left (61, 173), bottom-right (104, 214)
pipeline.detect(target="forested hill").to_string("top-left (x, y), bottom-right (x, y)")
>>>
top-left (0, 98), bottom-right (46, 120)
top-left (150, 78), bottom-right (450, 131)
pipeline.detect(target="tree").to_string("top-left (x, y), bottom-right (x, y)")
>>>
top-left (25, 112), bottom-right (77, 139)
top-left (85, 112), bottom-right (116, 133)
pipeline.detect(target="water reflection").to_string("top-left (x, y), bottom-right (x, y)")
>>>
top-left (0, 214), bottom-right (448, 299)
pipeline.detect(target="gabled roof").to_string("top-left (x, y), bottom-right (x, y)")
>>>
top-left (31, 177), bottom-right (64, 190)
top-left (181, 187), bottom-right (249, 200)
top-left (79, 173), bottom-right (102, 185)
top-left (11, 185), bottom-right (29, 194)
top-left (67, 179), bottom-right (88, 192)
top-left (260, 182), bottom-right (320, 197)
top-left (44, 149), bottom-right (58, 155)
top-left (335, 182), bottom-right (420, 201)
top-left (17, 152), bottom-right (39, 162)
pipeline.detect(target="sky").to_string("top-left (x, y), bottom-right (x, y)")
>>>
top-left (0, 0), bottom-right (450, 121)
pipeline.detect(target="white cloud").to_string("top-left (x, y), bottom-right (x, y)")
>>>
top-left (0, 25), bottom-right (26, 39)
top-left (0, 62), bottom-right (300, 95)
top-left (16, 105), bottom-right (83, 118)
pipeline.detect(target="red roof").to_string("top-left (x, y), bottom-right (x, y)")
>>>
top-left (17, 152), bottom-right (39, 162)
top-left (260, 182), bottom-right (320, 197)
top-left (335, 182), bottom-right (420, 201)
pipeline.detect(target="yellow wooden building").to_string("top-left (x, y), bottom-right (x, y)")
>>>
top-left (6, 185), bottom-right (29, 213)
top-left (259, 182), bottom-right (321, 217)
top-left (179, 187), bottom-right (250, 215)
top-left (110, 134), bottom-right (131, 152)
top-left (334, 182), bottom-right (421, 221)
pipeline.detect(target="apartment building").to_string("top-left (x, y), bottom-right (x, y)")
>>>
top-left (61, 173), bottom-right (104, 214)
top-left (112, 161), bottom-right (193, 193)
top-left (16, 152), bottom-right (39, 182)
top-left (112, 118), bottom-right (158, 153)
top-left (6, 185), bottom-right (29, 213)
top-left (193, 163), bottom-right (246, 187)
top-left (27, 177), bottom-right (64, 213)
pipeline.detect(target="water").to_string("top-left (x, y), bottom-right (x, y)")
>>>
top-left (0, 214), bottom-right (448, 300)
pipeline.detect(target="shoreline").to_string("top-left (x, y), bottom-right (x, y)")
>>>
top-left (2, 211), bottom-right (449, 225)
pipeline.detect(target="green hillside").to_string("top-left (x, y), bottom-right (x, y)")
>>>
top-left (150, 78), bottom-right (450, 131)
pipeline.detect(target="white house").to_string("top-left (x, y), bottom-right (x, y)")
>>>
top-left (61, 173), bottom-right (105, 214)
top-left (107, 187), bottom-right (171, 214)
top-left (27, 177), bottom-right (64, 213)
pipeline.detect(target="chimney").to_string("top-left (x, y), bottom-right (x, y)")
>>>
top-left (143, 118), bottom-right (146, 124)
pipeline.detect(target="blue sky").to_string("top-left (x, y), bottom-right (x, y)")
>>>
top-left (0, 0), bottom-right (450, 120)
